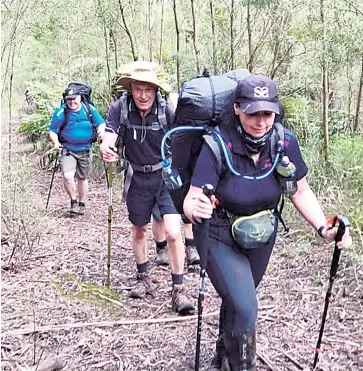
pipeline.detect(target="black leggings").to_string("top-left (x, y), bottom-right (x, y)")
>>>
top-left (206, 232), bottom-right (277, 334)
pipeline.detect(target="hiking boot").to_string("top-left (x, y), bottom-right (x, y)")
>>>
top-left (209, 355), bottom-right (231, 371)
top-left (224, 329), bottom-right (256, 371)
top-left (70, 200), bottom-right (79, 215)
top-left (185, 245), bottom-right (200, 266)
top-left (78, 202), bottom-right (85, 215)
top-left (129, 272), bottom-right (154, 298)
top-left (209, 336), bottom-right (231, 371)
top-left (171, 284), bottom-right (194, 314)
top-left (155, 248), bottom-right (169, 266)
top-left (210, 304), bottom-right (231, 370)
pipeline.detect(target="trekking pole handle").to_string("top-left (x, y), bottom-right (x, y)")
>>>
top-left (328, 215), bottom-right (351, 281)
top-left (202, 183), bottom-right (215, 200)
top-left (331, 215), bottom-right (351, 243)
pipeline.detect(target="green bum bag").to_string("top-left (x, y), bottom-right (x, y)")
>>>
top-left (230, 210), bottom-right (276, 250)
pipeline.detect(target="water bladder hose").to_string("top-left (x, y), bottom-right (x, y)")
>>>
top-left (161, 126), bottom-right (284, 180)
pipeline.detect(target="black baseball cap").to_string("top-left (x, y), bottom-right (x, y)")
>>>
top-left (235, 74), bottom-right (280, 115)
top-left (64, 87), bottom-right (80, 100)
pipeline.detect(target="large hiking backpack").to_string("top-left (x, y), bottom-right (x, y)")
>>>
top-left (59, 81), bottom-right (97, 143)
top-left (168, 69), bottom-right (285, 217)
top-left (169, 68), bottom-right (250, 214)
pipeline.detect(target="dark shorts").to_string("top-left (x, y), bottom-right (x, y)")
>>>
top-left (60, 148), bottom-right (92, 179)
top-left (127, 173), bottom-right (178, 226)
top-left (152, 203), bottom-right (192, 224)
top-left (152, 204), bottom-right (163, 223)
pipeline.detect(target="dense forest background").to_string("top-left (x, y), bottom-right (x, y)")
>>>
top-left (1, 2), bottom-right (363, 370)
top-left (2, 0), bottom-right (363, 246)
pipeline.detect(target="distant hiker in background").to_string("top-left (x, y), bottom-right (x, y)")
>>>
top-left (100, 61), bottom-right (194, 314)
top-left (49, 82), bottom-right (105, 216)
top-left (183, 74), bottom-right (352, 370)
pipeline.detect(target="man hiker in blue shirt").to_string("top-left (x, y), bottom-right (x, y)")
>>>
top-left (49, 86), bottom-right (105, 215)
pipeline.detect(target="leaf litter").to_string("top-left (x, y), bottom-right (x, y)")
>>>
top-left (1, 147), bottom-right (362, 371)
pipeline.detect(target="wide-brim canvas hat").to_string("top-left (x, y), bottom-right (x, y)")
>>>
top-left (235, 74), bottom-right (280, 115)
top-left (116, 61), bottom-right (171, 93)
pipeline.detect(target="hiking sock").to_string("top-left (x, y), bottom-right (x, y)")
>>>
top-left (136, 262), bottom-right (149, 274)
top-left (185, 238), bottom-right (195, 247)
top-left (155, 240), bottom-right (167, 252)
top-left (172, 273), bottom-right (183, 286)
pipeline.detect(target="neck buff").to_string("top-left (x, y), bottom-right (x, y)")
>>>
top-left (236, 123), bottom-right (273, 154)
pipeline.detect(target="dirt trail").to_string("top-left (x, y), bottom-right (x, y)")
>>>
top-left (1, 119), bottom-right (363, 371)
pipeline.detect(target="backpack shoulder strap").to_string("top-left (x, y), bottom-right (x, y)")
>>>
top-left (58, 106), bottom-right (69, 141)
top-left (270, 121), bottom-right (285, 162)
top-left (156, 91), bottom-right (168, 131)
top-left (203, 126), bottom-right (227, 177)
top-left (119, 92), bottom-right (129, 128)
top-left (82, 102), bottom-right (96, 128)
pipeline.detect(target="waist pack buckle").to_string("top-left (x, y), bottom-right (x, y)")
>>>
top-left (143, 164), bottom-right (153, 173)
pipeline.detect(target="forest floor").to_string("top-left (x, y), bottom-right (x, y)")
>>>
top-left (1, 109), bottom-right (363, 371)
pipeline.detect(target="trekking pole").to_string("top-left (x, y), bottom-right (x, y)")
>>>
top-left (313, 215), bottom-right (351, 369)
top-left (45, 151), bottom-right (60, 210)
top-left (105, 161), bottom-right (115, 287)
top-left (195, 184), bottom-right (215, 371)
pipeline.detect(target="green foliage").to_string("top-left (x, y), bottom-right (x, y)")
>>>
top-left (280, 96), bottom-right (315, 140)
top-left (19, 82), bottom-right (62, 138)
top-left (51, 275), bottom-right (123, 313)
top-left (281, 95), bottom-right (356, 143)
top-left (328, 109), bottom-right (354, 134)
top-left (19, 112), bottom-right (50, 137)
top-left (302, 134), bottom-right (363, 236)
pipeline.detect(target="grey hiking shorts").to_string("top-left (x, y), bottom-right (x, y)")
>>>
top-left (60, 148), bottom-right (92, 179)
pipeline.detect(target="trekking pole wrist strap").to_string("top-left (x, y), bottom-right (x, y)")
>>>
top-left (317, 225), bottom-right (327, 238)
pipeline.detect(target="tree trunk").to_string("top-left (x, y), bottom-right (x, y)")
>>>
top-left (103, 24), bottom-right (111, 95)
top-left (1, 44), bottom-right (13, 98)
top-left (158, 0), bottom-right (165, 64)
top-left (148, 0), bottom-right (153, 61)
top-left (190, 0), bottom-right (200, 74)
top-left (270, 35), bottom-right (280, 78)
top-left (320, 0), bottom-right (329, 162)
top-left (247, 0), bottom-right (253, 72)
top-left (66, 15), bottom-right (72, 81)
top-left (230, 0), bottom-right (235, 70)
top-left (110, 28), bottom-right (118, 69)
top-left (346, 59), bottom-right (352, 116)
top-left (118, 0), bottom-right (137, 61)
top-left (353, 54), bottom-right (363, 132)
top-left (271, 44), bottom-right (293, 79)
top-left (172, 0), bottom-right (180, 90)
top-left (209, 0), bottom-right (217, 74)
top-left (8, 45), bottom-right (16, 173)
